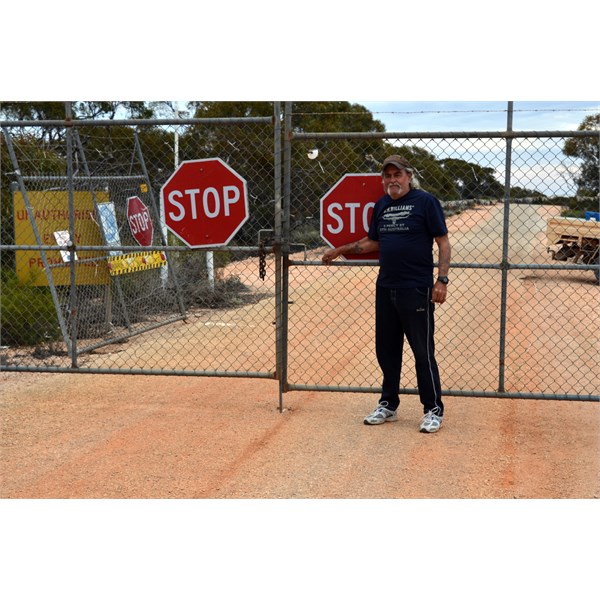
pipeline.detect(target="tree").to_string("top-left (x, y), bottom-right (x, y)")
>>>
top-left (0, 102), bottom-right (154, 144)
top-left (182, 102), bottom-right (389, 242)
top-left (563, 113), bottom-right (599, 196)
top-left (439, 158), bottom-right (504, 199)
top-left (289, 102), bottom-right (388, 224)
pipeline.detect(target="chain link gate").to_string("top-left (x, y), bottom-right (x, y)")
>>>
top-left (1, 106), bottom-right (286, 400)
top-left (281, 102), bottom-right (599, 402)
top-left (1, 103), bottom-right (599, 405)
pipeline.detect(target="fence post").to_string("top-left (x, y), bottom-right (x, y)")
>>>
top-left (277, 101), bottom-right (293, 410)
top-left (498, 101), bottom-right (514, 392)
top-left (64, 102), bottom-right (80, 368)
top-left (273, 102), bottom-right (284, 411)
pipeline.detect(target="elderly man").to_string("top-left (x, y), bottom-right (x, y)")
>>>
top-left (322, 155), bottom-right (451, 433)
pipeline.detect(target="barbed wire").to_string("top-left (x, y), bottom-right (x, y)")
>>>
top-left (293, 107), bottom-right (600, 117)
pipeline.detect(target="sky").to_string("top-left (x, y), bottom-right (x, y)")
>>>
top-left (351, 101), bottom-right (600, 196)
top-left (355, 101), bottom-right (599, 133)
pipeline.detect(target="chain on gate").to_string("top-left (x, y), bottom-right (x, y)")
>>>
top-left (259, 240), bottom-right (267, 280)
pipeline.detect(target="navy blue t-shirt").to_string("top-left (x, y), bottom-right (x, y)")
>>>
top-left (368, 188), bottom-right (448, 288)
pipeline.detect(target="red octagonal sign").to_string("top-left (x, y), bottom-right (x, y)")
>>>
top-left (127, 196), bottom-right (154, 247)
top-left (160, 158), bottom-right (249, 248)
top-left (320, 173), bottom-right (382, 260)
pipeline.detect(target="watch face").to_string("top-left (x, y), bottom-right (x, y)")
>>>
top-left (437, 276), bottom-right (449, 284)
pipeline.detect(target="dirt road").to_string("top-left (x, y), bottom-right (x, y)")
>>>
top-left (1, 204), bottom-right (598, 499)
top-left (1, 369), bottom-right (598, 499)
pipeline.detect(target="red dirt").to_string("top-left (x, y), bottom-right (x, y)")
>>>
top-left (1, 204), bottom-right (598, 500)
top-left (1, 369), bottom-right (598, 499)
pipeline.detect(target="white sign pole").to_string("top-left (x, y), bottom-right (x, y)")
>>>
top-left (159, 105), bottom-right (179, 287)
top-left (206, 249), bottom-right (215, 291)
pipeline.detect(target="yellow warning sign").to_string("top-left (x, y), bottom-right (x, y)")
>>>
top-left (14, 190), bottom-right (110, 286)
top-left (107, 251), bottom-right (167, 276)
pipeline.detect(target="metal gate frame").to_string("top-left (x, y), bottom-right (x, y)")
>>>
top-left (278, 101), bottom-right (600, 404)
top-left (1, 102), bottom-right (598, 406)
top-left (1, 105), bottom-right (283, 389)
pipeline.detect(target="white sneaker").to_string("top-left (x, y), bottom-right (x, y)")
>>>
top-left (364, 403), bottom-right (398, 425)
top-left (419, 410), bottom-right (443, 433)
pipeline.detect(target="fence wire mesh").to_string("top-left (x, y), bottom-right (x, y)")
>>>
top-left (1, 107), bottom-right (598, 401)
top-left (286, 131), bottom-right (599, 399)
top-left (2, 117), bottom-right (279, 377)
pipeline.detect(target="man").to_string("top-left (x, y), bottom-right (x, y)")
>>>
top-left (322, 155), bottom-right (451, 433)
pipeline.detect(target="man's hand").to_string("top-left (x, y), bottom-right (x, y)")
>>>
top-left (322, 248), bottom-right (341, 265)
top-left (431, 281), bottom-right (447, 304)
top-left (322, 237), bottom-right (379, 265)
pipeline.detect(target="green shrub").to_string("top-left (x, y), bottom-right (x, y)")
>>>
top-left (0, 274), bottom-right (61, 346)
top-left (290, 220), bottom-right (322, 249)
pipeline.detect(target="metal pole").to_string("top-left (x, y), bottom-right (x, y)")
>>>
top-left (157, 107), bottom-right (179, 288)
top-left (73, 128), bottom-right (131, 333)
top-left (279, 102), bottom-right (293, 409)
top-left (273, 102), bottom-right (284, 411)
top-left (195, 107), bottom-right (215, 291)
top-left (65, 102), bottom-right (79, 367)
top-left (174, 106), bottom-right (180, 171)
top-left (498, 101), bottom-right (514, 392)
top-left (133, 131), bottom-right (187, 319)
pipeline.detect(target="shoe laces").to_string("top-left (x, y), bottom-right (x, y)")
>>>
top-left (422, 410), bottom-right (439, 423)
top-left (373, 404), bottom-right (390, 416)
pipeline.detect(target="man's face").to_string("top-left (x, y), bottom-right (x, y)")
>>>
top-left (382, 165), bottom-right (412, 199)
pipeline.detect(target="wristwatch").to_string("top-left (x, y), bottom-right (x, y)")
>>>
top-left (437, 276), bottom-right (449, 284)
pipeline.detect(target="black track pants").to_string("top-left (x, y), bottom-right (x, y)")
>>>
top-left (375, 286), bottom-right (444, 415)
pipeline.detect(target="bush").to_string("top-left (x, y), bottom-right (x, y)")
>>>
top-left (0, 273), bottom-right (61, 346)
top-left (170, 251), bottom-right (253, 309)
top-left (290, 219), bottom-right (322, 249)
top-left (556, 195), bottom-right (599, 217)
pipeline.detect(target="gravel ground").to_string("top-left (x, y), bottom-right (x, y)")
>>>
top-left (1, 370), bottom-right (598, 499)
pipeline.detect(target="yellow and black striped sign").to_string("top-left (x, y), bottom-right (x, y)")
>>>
top-left (108, 251), bottom-right (167, 276)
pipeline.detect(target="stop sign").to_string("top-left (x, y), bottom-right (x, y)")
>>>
top-left (127, 196), bottom-right (153, 246)
top-left (160, 158), bottom-right (249, 248)
top-left (320, 173), bottom-right (382, 260)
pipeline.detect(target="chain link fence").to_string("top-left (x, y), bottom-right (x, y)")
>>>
top-left (286, 122), bottom-right (599, 401)
top-left (1, 104), bottom-right (598, 403)
top-left (1, 112), bottom-right (281, 380)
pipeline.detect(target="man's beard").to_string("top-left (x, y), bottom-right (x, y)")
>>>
top-left (386, 183), bottom-right (404, 198)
